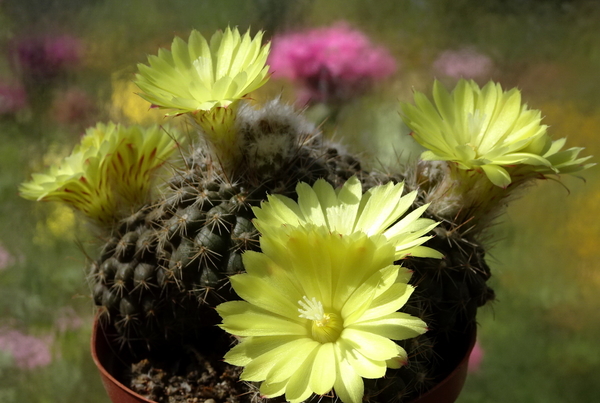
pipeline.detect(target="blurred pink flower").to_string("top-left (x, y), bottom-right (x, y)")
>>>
top-left (55, 307), bottom-right (83, 333)
top-left (0, 327), bottom-right (53, 369)
top-left (433, 48), bottom-right (493, 80)
top-left (0, 243), bottom-right (15, 269)
top-left (269, 22), bottom-right (397, 104)
top-left (468, 339), bottom-right (484, 373)
top-left (0, 82), bottom-right (27, 116)
top-left (10, 34), bottom-right (83, 81)
top-left (44, 35), bottom-right (82, 69)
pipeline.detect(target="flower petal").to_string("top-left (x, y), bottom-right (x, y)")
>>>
top-left (342, 265), bottom-right (398, 325)
top-left (349, 312), bottom-right (428, 341)
top-left (333, 345), bottom-right (364, 403)
top-left (217, 301), bottom-right (307, 336)
top-left (354, 181), bottom-right (408, 236)
top-left (229, 273), bottom-right (300, 318)
top-left (284, 346), bottom-right (320, 402)
top-left (260, 379), bottom-right (288, 399)
top-left (338, 340), bottom-right (387, 379)
top-left (224, 335), bottom-right (299, 366)
top-left (309, 343), bottom-right (337, 395)
top-left (386, 344), bottom-right (409, 369)
top-left (480, 164), bottom-right (512, 187)
top-left (340, 328), bottom-right (401, 361)
top-left (358, 281), bottom-right (415, 321)
top-left (241, 337), bottom-right (317, 382)
top-left (296, 182), bottom-right (328, 226)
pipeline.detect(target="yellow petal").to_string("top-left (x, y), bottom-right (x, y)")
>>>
top-left (333, 345), bottom-right (364, 403)
top-left (217, 301), bottom-right (307, 337)
top-left (259, 379), bottom-right (288, 399)
top-left (246, 338), bottom-right (318, 383)
top-left (349, 312), bottom-right (428, 341)
top-left (284, 346), bottom-right (320, 402)
top-left (229, 273), bottom-right (300, 319)
top-left (340, 328), bottom-right (401, 361)
top-left (224, 335), bottom-right (299, 366)
top-left (309, 343), bottom-right (336, 395)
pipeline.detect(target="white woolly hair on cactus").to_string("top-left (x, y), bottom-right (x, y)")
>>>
top-left (236, 98), bottom-right (321, 172)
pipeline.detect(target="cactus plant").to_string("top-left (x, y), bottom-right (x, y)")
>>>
top-left (20, 27), bottom-right (594, 403)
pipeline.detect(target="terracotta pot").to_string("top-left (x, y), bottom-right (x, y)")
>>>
top-left (91, 319), bottom-right (476, 403)
top-left (91, 319), bottom-right (155, 403)
top-left (406, 325), bottom-right (477, 403)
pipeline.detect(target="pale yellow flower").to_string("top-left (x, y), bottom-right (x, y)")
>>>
top-left (135, 27), bottom-right (270, 115)
top-left (20, 123), bottom-right (181, 226)
top-left (253, 176), bottom-right (442, 259)
top-left (135, 27), bottom-right (271, 172)
top-left (218, 226), bottom-right (427, 403)
top-left (401, 79), bottom-right (593, 187)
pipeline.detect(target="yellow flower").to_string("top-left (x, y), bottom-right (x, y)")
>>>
top-left (217, 226), bottom-right (427, 403)
top-left (20, 123), bottom-right (181, 226)
top-left (32, 204), bottom-right (76, 246)
top-left (135, 27), bottom-right (270, 115)
top-left (135, 27), bottom-right (270, 172)
top-left (110, 78), bottom-right (166, 125)
top-left (253, 176), bottom-right (442, 259)
top-left (401, 79), bottom-right (593, 187)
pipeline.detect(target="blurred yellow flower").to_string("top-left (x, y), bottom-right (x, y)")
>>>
top-left (33, 204), bottom-right (76, 246)
top-left (111, 78), bottom-right (166, 125)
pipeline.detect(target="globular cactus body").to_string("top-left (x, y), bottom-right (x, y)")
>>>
top-left (88, 100), bottom-right (376, 350)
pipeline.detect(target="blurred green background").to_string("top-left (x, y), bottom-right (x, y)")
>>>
top-left (0, 0), bottom-right (598, 402)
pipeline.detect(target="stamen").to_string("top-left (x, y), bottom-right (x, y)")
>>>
top-left (298, 296), bottom-right (325, 321)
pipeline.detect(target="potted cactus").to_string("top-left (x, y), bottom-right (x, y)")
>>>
top-left (20, 27), bottom-right (593, 403)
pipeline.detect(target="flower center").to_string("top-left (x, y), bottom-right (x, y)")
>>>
top-left (298, 296), bottom-right (343, 343)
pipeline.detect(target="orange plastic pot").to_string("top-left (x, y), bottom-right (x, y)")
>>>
top-left (92, 319), bottom-right (476, 403)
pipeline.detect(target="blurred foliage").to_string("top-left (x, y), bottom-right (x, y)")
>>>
top-left (0, 0), bottom-right (599, 402)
